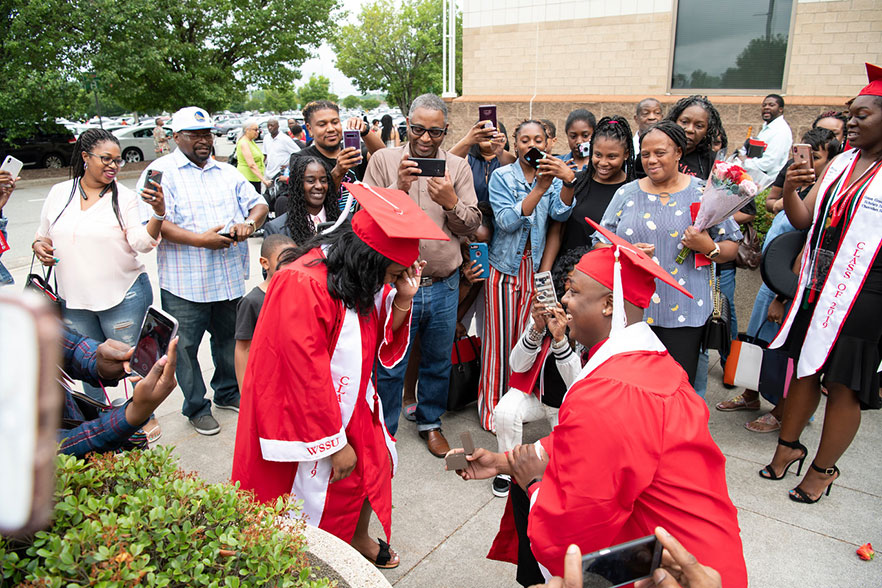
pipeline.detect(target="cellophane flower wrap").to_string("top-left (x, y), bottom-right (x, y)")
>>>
top-left (675, 161), bottom-right (760, 264)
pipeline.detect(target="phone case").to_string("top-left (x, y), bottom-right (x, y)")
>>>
top-left (1, 155), bottom-right (23, 179)
top-left (469, 243), bottom-right (488, 278)
top-left (412, 158), bottom-right (446, 177)
top-left (478, 105), bottom-right (497, 129)
top-left (131, 307), bottom-right (179, 378)
top-left (524, 147), bottom-right (544, 169)
top-left (534, 271), bottom-right (557, 307)
top-left (343, 130), bottom-right (361, 151)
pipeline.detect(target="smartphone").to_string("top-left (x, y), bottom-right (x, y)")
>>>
top-left (478, 104), bottom-right (497, 130)
top-left (469, 243), bottom-right (488, 279)
top-left (1, 155), bottom-right (23, 180)
top-left (524, 147), bottom-right (545, 169)
top-left (131, 306), bottom-right (179, 378)
top-left (792, 143), bottom-right (812, 166)
top-left (581, 534), bottom-right (663, 588)
top-left (534, 271), bottom-right (557, 308)
top-left (145, 169), bottom-right (163, 189)
top-left (343, 129), bottom-right (361, 151)
top-left (577, 141), bottom-right (592, 159)
top-left (411, 157), bottom-right (446, 177)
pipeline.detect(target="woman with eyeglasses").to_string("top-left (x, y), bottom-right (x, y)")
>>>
top-left (33, 129), bottom-right (165, 426)
top-left (236, 119), bottom-right (270, 192)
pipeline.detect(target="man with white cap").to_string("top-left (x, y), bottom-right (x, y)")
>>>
top-left (138, 106), bottom-right (268, 436)
top-left (454, 218), bottom-right (747, 587)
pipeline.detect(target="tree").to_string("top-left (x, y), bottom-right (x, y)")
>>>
top-left (360, 97), bottom-right (381, 110)
top-left (296, 75), bottom-right (338, 107)
top-left (721, 34), bottom-right (789, 89)
top-left (81, 0), bottom-right (340, 114)
top-left (331, 0), bottom-right (462, 115)
top-left (342, 95), bottom-right (361, 109)
top-left (264, 88), bottom-right (299, 113)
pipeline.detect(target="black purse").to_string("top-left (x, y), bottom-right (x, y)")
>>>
top-left (447, 336), bottom-right (480, 412)
top-left (702, 265), bottom-right (731, 355)
top-left (24, 252), bottom-right (61, 308)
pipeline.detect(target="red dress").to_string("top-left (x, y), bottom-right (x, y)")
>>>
top-left (231, 248), bottom-right (410, 543)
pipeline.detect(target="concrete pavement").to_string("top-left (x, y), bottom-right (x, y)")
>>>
top-left (3, 178), bottom-right (879, 586)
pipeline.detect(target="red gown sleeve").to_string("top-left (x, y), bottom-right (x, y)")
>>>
top-left (376, 284), bottom-right (412, 368)
top-left (527, 376), bottom-right (663, 577)
top-left (247, 267), bottom-right (348, 462)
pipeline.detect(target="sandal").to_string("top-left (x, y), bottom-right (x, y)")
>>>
top-left (363, 538), bottom-right (400, 569)
top-left (403, 403), bottom-right (417, 422)
top-left (789, 463), bottom-right (840, 504)
top-left (715, 394), bottom-right (761, 412)
top-left (744, 413), bottom-right (780, 433)
top-left (759, 438), bottom-right (807, 480)
top-left (143, 417), bottom-right (162, 444)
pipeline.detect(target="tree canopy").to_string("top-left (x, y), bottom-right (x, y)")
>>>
top-left (331, 0), bottom-right (461, 115)
top-left (296, 74), bottom-right (338, 107)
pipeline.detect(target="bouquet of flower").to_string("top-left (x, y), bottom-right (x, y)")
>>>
top-left (675, 160), bottom-right (763, 264)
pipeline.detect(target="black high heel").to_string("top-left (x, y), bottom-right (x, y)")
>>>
top-left (789, 463), bottom-right (840, 504)
top-left (759, 438), bottom-right (807, 480)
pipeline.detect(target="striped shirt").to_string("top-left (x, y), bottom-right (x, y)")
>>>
top-left (139, 149), bottom-right (262, 302)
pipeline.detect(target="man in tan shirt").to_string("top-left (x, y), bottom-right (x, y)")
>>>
top-left (366, 93), bottom-right (481, 457)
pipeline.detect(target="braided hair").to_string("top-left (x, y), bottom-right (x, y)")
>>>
top-left (61, 128), bottom-right (123, 230)
top-left (512, 119), bottom-right (548, 159)
top-left (640, 121), bottom-right (688, 155)
top-left (284, 155), bottom-right (340, 245)
top-left (571, 116), bottom-right (635, 199)
top-left (665, 95), bottom-right (723, 159)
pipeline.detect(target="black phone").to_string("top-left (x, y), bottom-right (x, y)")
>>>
top-left (524, 147), bottom-right (545, 169)
top-left (581, 535), bottom-right (663, 588)
top-left (411, 157), bottom-right (446, 177)
top-left (131, 307), bottom-right (179, 378)
top-left (145, 169), bottom-right (163, 189)
top-left (343, 129), bottom-right (361, 151)
top-left (478, 104), bottom-right (497, 130)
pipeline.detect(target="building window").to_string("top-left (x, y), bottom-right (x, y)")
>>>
top-left (670, 0), bottom-right (794, 91)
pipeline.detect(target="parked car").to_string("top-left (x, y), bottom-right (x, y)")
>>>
top-left (113, 125), bottom-right (174, 163)
top-left (214, 117), bottom-right (243, 136)
top-left (0, 122), bottom-right (76, 168)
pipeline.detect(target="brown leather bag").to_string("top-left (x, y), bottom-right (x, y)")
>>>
top-left (736, 223), bottom-right (762, 270)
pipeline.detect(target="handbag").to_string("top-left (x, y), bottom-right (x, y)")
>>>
top-left (723, 329), bottom-right (794, 405)
top-left (447, 336), bottom-right (480, 412)
top-left (701, 265), bottom-right (731, 355)
top-left (735, 223), bottom-right (762, 270)
top-left (24, 252), bottom-right (61, 308)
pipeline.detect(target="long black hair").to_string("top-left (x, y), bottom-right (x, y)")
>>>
top-left (58, 128), bottom-right (123, 230)
top-left (570, 116), bottom-right (635, 205)
top-left (665, 95), bottom-right (723, 160)
top-left (380, 114), bottom-right (395, 143)
top-left (276, 222), bottom-right (397, 315)
top-left (284, 155), bottom-right (340, 245)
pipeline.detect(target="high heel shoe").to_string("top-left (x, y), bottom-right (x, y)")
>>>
top-left (758, 438), bottom-right (807, 480)
top-left (789, 463), bottom-right (840, 504)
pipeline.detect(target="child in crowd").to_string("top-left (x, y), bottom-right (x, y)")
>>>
top-left (540, 119), bottom-right (558, 155)
top-left (234, 234), bottom-right (296, 390)
top-left (558, 109), bottom-right (596, 171)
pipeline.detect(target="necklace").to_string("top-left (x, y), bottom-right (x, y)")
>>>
top-left (78, 178), bottom-right (112, 201)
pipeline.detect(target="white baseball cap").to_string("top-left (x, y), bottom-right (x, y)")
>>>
top-left (170, 106), bottom-right (213, 132)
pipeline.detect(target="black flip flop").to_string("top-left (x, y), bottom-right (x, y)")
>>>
top-left (365, 538), bottom-right (400, 569)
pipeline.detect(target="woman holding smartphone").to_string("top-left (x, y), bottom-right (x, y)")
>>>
top-left (33, 128), bottom-right (165, 438)
top-left (478, 120), bottom-right (575, 433)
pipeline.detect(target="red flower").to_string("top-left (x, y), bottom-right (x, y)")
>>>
top-left (856, 543), bottom-right (874, 561)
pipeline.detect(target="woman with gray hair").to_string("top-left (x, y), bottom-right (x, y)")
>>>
top-left (236, 119), bottom-right (270, 192)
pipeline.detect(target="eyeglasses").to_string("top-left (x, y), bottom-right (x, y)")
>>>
top-left (179, 131), bottom-right (214, 141)
top-left (87, 152), bottom-right (125, 168)
top-left (408, 124), bottom-right (447, 139)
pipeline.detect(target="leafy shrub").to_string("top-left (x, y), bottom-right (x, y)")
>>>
top-left (753, 187), bottom-right (773, 245)
top-left (0, 446), bottom-right (332, 588)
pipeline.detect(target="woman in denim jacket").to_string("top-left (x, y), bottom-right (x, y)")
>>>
top-left (477, 120), bottom-right (575, 432)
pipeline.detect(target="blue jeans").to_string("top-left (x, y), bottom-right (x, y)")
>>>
top-left (62, 273), bottom-right (152, 402)
top-left (746, 283), bottom-right (780, 345)
top-left (694, 350), bottom-right (708, 398)
top-left (717, 267), bottom-right (737, 366)
top-left (160, 289), bottom-right (240, 419)
top-left (377, 272), bottom-right (459, 436)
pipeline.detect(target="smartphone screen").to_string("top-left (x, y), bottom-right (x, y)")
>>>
top-left (581, 535), bottom-right (663, 588)
top-left (478, 104), bottom-right (497, 130)
top-left (343, 129), bottom-right (361, 151)
top-left (469, 243), bottom-right (488, 279)
top-left (1, 155), bottom-right (24, 180)
top-left (131, 307), bottom-right (178, 378)
top-left (534, 271), bottom-right (557, 308)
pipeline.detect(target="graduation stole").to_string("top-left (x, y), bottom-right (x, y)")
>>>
top-left (773, 149), bottom-right (882, 377)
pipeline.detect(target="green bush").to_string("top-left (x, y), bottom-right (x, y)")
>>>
top-left (753, 187), bottom-right (773, 245)
top-left (0, 447), bottom-right (332, 588)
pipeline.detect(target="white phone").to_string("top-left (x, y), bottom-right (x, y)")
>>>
top-left (1, 155), bottom-right (24, 180)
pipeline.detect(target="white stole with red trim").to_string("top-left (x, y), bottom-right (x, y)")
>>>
top-left (771, 149), bottom-right (882, 377)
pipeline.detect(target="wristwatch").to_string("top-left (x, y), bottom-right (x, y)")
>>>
top-left (360, 127), bottom-right (370, 138)
top-left (562, 178), bottom-right (576, 189)
top-left (706, 243), bottom-right (721, 260)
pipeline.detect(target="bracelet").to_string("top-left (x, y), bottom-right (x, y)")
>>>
top-left (152, 212), bottom-right (166, 221)
top-left (393, 299), bottom-right (412, 312)
top-left (526, 477), bottom-right (542, 493)
top-left (527, 326), bottom-right (544, 343)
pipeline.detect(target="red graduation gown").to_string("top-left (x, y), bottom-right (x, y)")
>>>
top-left (231, 248), bottom-right (409, 543)
top-left (527, 322), bottom-right (748, 587)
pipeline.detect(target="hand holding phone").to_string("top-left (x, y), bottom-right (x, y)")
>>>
top-left (524, 147), bottom-right (545, 169)
top-left (468, 243), bottom-right (488, 280)
top-left (534, 271), bottom-right (557, 309)
top-left (343, 129), bottom-right (361, 151)
top-left (411, 157), bottom-right (446, 177)
top-left (478, 104), bottom-right (497, 130)
top-left (131, 307), bottom-right (179, 378)
top-left (1, 155), bottom-right (24, 182)
top-left (792, 143), bottom-right (812, 166)
top-left (581, 534), bottom-right (663, 588)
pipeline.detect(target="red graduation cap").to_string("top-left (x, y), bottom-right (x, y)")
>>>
top-left (343, 182), bottom-right (449, 267)
top-left (576, 217), bottom-right (693, 313)
top-left (858, 62), bottom-right (882, 97)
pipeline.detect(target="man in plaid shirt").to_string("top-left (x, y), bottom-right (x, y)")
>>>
top-left (139, 107), bottom-right (268, 435)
